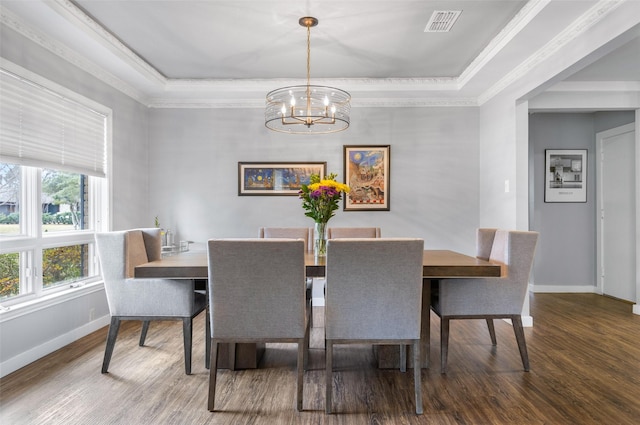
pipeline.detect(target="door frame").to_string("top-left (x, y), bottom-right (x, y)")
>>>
top-left (595, 120), bottom-right (640, 313)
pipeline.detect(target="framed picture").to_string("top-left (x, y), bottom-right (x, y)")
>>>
top-left (238, 162), bottom-right (326, 196)
top-left (343, 145), bottom-right (390, 211)
top-left (544, 149), bottom-right (587, 202)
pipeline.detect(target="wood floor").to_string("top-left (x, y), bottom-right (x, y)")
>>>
top-left (1, 293), bottom-right (639, 424)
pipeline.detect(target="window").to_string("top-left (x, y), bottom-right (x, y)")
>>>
top-left (0, 165), bottom-right (107, 304)
top-left (0, 60), bottom-right (110, 307)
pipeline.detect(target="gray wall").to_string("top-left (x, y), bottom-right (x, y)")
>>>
top-left (529, 112), bottom-right (635, 288)
top-left (148, 106), bottom-right (483, 253)
top-left (0, 26), bottom-right (150, 375)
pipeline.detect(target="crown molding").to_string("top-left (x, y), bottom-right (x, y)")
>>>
top-left (147, 97), bottom-right (479, 109)
top-left (3, 0), bottom-right (631, 110)
top-left (478, 0), bottom-right (625, 105)
top-left (0, 5), bottom-right (147, 104)
top-left (458, 0), bottom-right (550, 88)
top-left (48, 0), bottom-right (167, 86)
top-left (546, 80), bottom-right (640, 92)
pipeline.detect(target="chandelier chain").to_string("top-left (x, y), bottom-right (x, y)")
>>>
top-left (306, 23), bottom-right (311, 115)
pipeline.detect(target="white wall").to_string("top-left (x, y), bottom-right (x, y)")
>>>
top-left (477, 6), bottom-right (640, 324)
top-left (0, 26), bottom-right (150, 376)
top-left (148, 106), bottom-right (483, 253)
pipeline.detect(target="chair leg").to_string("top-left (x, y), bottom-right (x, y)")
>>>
top-left (440, 317), bottom-right (450, 374)
top-left (486, 318), bottom-right (497, 345)
top-left (413, 340), bottom-right (423, 415)
top-left (208, 341), bottom-right (219, 411)
top-left (139, 320), bottom-right (150, 346)
top-left (400, 344), bottom-right (407, 372)
top-left (297, 338), bottom-right (304, 411)
top-left (304, 307), bottom-right (311, 371)
top-left (511, 315), bottom-right (530, 372)
top-left (307, 278), bottom-right (314, 328)
top-left (102, 317), bottom-right (121, 373)
top-left (228, 343), bottom-right (236, 371)
top-left (325, 340), bottom-right (333, 414)
top-left (182, 318), bottom-right (193, 375)
top-left (205, 309), bottom-right (211, 370)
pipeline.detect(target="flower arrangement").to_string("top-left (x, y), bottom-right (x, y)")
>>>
top-left (299, 173), bottom-right (350, 224)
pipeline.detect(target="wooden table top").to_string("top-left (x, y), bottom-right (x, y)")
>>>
top-left (134, 249), bottom-right (504, 280)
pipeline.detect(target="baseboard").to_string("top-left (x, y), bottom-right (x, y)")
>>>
top-left (0, 315), bottom-right (110, 378)
top-left (633, 304), bottom-right (640, 316)
top-left (530, 284), bottom-right (598, 293)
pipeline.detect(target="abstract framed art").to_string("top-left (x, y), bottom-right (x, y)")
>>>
top-left (238, 162), bottom-right (326, 196)
top-left (343, 145), bottom-right (390, 211)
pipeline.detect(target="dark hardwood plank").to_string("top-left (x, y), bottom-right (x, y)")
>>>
top-left (1, 294), bottom-right (639, 424)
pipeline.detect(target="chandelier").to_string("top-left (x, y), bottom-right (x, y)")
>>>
top-left (265, 17), bottom-right (351, 134)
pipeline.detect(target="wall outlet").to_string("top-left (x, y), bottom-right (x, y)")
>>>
top-left (504, 179), bottom-right (510, 193)
top-left (89, 308), bottom-right (95, 321)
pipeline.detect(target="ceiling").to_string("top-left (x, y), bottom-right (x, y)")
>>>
top-left (1, 0), bottom-right (638, 107)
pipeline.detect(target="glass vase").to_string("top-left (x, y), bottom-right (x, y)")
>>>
top-left (314, 222), bottom-right (328, 258)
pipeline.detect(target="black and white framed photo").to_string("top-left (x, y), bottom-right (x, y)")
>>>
top-left (544, 149), bottom-right (587, 203)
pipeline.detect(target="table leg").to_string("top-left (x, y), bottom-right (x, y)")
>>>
top-left (420, 278), bottom-right (431, 369)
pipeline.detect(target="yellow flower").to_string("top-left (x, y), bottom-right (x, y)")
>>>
top-left (309, 179), bottom-right (350, 193)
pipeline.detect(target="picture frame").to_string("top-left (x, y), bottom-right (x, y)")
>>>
top-left (238, 162), bottom-right (326, 196)
top-left (343, 145), bottom-right (390, 211)
top-left (544, 149), bottom-right (587, 203)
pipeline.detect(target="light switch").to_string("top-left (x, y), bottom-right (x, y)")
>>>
top-left (504, 179), bottom-right (510, 193)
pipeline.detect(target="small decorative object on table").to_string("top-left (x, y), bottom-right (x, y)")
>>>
top-left (299, 173), bottom-right (350, 257)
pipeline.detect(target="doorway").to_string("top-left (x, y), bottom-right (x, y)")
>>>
top-left (596, 123), bottom-right (636, 302)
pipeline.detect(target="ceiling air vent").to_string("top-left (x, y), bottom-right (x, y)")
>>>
top-left (424, 10), bottom-right (462, 32)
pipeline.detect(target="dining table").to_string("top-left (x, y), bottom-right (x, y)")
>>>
top-left (135, 249), bottom-right (504, 369)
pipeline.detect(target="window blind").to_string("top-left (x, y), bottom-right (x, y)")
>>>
top-left (0, 68), bottom-right (107, 177)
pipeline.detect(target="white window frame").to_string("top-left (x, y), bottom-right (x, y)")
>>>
top-left (0, 60), bottom-right (111, 310)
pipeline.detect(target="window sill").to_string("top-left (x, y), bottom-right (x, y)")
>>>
top-left (0, 281), bottom-right (105, 323)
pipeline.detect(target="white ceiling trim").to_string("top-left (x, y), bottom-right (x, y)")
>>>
top-left (477, 0), bottom-right (625, 105)
top-left (164, 77), bottom-right (462, 92)
top-left (2, 0), bottom-right (631, 110)
top-left (0, 3), bottom-right (474, 108)
top-left (48, 0), bottom-right (167, 86)
top-left (147, 97), bottom-right (479, 109)
top-left (457, 0), bottom-right (550, 88)
top-left (546, 81), bottom-right (640, 92)
top-left (0, 5), bottom-right (146, 103)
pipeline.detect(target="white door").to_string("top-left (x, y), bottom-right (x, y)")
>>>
top-left (597, 123), bottom-right (636, 302)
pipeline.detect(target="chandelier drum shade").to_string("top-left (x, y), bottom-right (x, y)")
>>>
top-left (265, 17), bottom-right (351, 134)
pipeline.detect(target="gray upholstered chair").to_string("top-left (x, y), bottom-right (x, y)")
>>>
top-left (95, 228), bottom-right (208, 375)
top-left (207, 238), bottom-right (310, 412)
top-left (259, 226), bottom-right (314, 323)
top-left (324, 238), bottom-right (424, 415)
top-left (258, 227), bottom-right (313, 251)
top-left (327, 227), bottom-right (381, 239)
top-left (431, 228), bottom-right (539, 374)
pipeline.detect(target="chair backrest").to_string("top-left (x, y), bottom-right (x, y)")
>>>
top-left (207, 239), bottom-right (306, 339)
top-left (96, 228), bottom-right (161, 280)
top-left (96, 228), bottom-right (171, 315)
top-left (476, 228), bottom-right (498, 261)
top-left (325, 238), bottom-right (424, 340)
top-left (435, 229), bottom-right (538, 317)
top-left (491, 229), bottom-right (538, 295)
top-left (327, 227), bottom-right (381, 239)
top-left (258, 227), bottom-right (313, 252)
